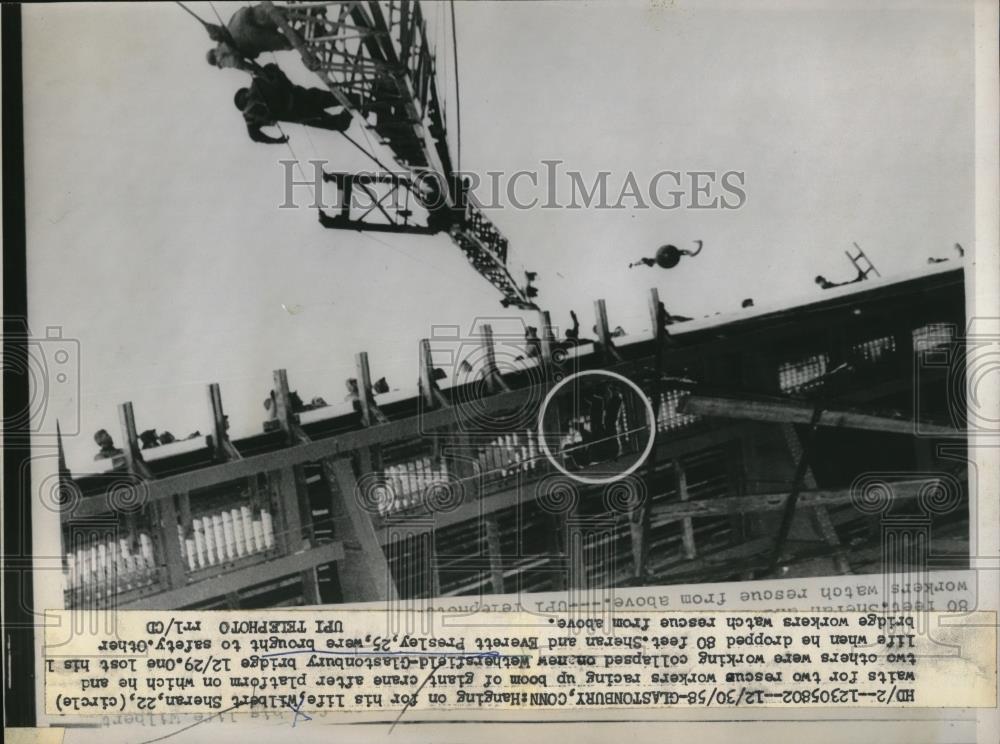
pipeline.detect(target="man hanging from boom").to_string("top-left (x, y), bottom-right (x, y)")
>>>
top-left (235, 63), bottom-right (352, 144)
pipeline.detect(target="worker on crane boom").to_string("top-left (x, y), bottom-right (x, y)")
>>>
top-left (235, 64), bottom-right (351, 144)
top-left (205, 3), bottom-right (293, 71)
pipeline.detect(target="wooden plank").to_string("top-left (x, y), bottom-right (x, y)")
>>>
top-left (392, 476), bottom-right (944, 545)
top-left (323, 457), bottom-right (398, 601)
top-left (682, 393), bottom-right (960, 436)
top-left (118, 541), bottom-right (345, 609)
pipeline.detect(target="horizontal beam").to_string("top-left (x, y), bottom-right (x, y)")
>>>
top-left (377, 474), bottom-right (946, 544)
top-left (650, 477), bottom-right (938, 520)
top-left (117, 541), bottom-right (345, 610)
top-left (681, 393), bottom-right (960, 436)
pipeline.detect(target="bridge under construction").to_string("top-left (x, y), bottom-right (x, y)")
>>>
top-left (57, 264), bottom-right (968, 609)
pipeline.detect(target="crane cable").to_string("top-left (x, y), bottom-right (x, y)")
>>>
top-left (447, 0), bottom-right (529, 303)
top-left (175, 1), bottom-right (210, 28)
top-left (449, 0), bottom-right (461, 173)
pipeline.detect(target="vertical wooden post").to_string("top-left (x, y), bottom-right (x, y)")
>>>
top-left (118, 402), bottom-right (140, 472)
top-left (270, 370), bottom-right (320, 600)
top-left (56, 420), bottom-right (68, 475)
top-left (354, 352), bottom-right (385, 477)
top-left (118, 401), bottom-right (152, 479)
top-left (208, 383), bottom-right (226, 460)
top-left (208, 383), bottom-right (238, 461)
top-left (594, 299), bottom-right (622, 362)
top-left (265, 471), bottom-right (289, 556)
top-left (277, 467), bottom-right (306, 549)
top-left (630, 288), bottom-right (665, 579)
top-left (272, 369), bottom-right (295, 443)
top-left (355, 352), bottom-right (375, 426)
top-left (248, 473), bottom-right (264, 512)
top-left (479, 324), bottom-right (510, 392)
top-left (485, 515), bottom-right (505, 595)
top-left (419, 338), bottom-right (436, 408)
top-left (276, 466), bottom-right (321, 603)
top-left (647, 288), bottom-right (662, 342)
top-left (158, 495), bottom-right (187, 589)
top-left (773, 419), bottom-right (851, 575)
top-left (539, 310), bottom-right (555, 365)
top-left (724, 439), bottom-right (748, 544)
top-left (594, 299), bottom-right (612, 351)
top-left (177, 491), bottom-right (194, 571)
top-left (675, 460), bottom-right (697, 560)
top-left (482, 324), bottom-right (496, 366)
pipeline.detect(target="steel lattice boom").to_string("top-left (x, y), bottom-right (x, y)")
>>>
top-left (263, 0), bottom-right (536, 309)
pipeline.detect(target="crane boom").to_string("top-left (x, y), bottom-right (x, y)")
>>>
top-left (262, 0), bottom-right (537, 309)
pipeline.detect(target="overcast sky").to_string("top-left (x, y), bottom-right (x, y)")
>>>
top-left (24, 0), bottom-right (974, 471)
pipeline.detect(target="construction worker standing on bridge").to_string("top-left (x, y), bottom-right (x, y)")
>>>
top-left (234, 63), bottom-right (351, 144)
